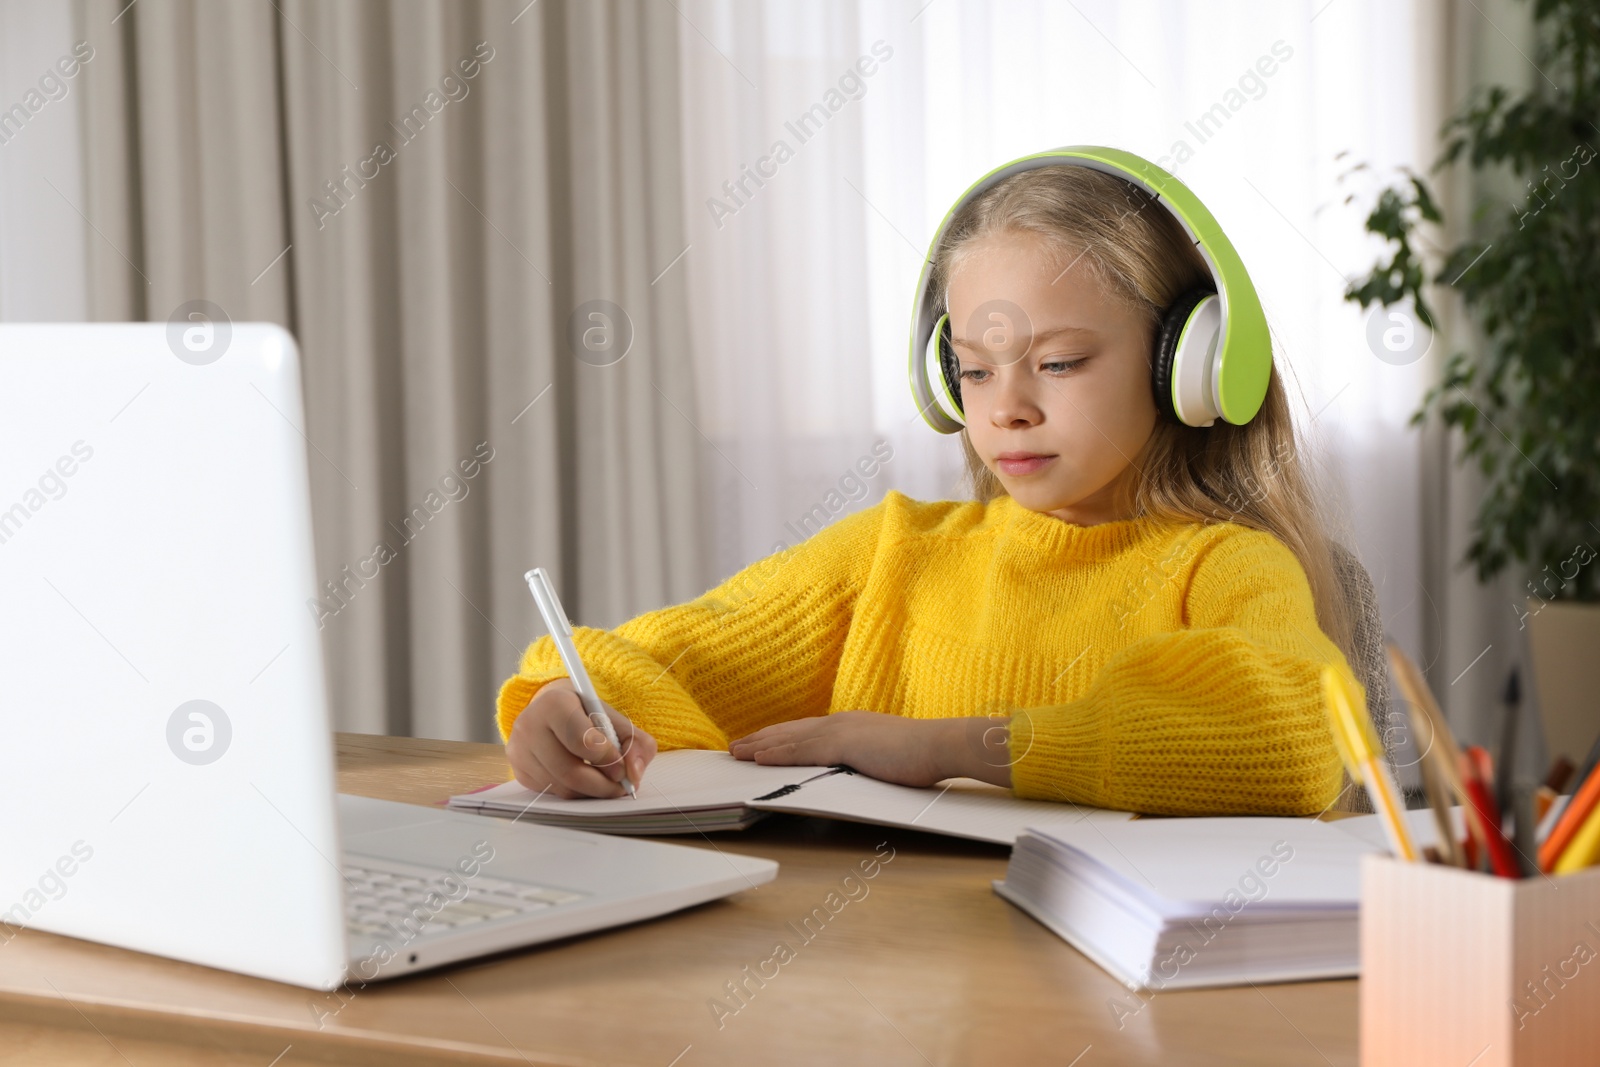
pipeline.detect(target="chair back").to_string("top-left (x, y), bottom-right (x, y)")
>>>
top-left (1329, 542), bottom-right (1397, 814)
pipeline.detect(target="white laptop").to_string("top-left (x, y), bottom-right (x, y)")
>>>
top-left (0, 321), bottom-right (776, 990)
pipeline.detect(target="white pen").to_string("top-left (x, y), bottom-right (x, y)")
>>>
top-left (523, 567), bottom-right (636, 798)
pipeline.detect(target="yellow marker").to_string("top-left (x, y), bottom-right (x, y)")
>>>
top-left (1321, 664), bottom-right (1418, 862)
top-left (1552, 793), bottom-right (1600, 875)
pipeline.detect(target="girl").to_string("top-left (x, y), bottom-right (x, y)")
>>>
top-left (496, 159), bottom-right (1365, 816)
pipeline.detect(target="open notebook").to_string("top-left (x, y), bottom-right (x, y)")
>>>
top-left (445, 750), bottom-right (1134, 845)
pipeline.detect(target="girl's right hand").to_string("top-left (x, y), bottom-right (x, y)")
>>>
top-left (505, 678), bottom-right (657, 798)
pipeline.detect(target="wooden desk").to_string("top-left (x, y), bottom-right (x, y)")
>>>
top-left (0, 735), bottom-right (1357, 1066)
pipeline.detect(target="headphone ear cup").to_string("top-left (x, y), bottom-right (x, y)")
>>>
top-left (1152, 286), bottom-right (1215, 424)
top-left (938, 316), bottom-right (962, 414)
top-left (924, 312), bottom-right (964, 423)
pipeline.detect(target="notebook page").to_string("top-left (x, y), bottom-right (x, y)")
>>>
top-left (448, 750), bottom-right (834, 818)
top-left (749, 771), bottom-right (1135, 845)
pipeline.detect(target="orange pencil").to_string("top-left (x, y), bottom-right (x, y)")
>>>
top-left (1539, 753), bottom-right (1600, 873)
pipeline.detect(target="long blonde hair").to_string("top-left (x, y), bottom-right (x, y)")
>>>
top-left (928, 164), bottom-right (1356, 663)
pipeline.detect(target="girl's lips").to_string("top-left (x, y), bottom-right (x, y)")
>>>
top-left (996, 455), bottom-right (1056, 476)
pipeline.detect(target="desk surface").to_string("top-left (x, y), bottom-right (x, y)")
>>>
top-left (0, 735), bottom-right (1357, 1066)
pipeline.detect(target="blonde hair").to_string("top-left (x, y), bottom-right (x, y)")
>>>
top-left (928, 165), bottom-right (1356, 664)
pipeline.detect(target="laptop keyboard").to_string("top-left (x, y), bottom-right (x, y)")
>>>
top-left (343, 860), bottom-right (587, 940)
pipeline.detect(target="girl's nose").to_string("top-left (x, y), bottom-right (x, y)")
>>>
top-left (989, 371), bottom-right (1042, 426)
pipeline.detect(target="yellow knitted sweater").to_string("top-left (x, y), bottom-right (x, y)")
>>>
top-left (495, 490), bottom-right (1358, 816)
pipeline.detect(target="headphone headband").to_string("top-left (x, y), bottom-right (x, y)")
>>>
top-left (907, 146), bottom-right (1271, 433)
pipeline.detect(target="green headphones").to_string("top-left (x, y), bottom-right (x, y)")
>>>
top-left (908, 146), bottom-right (1272, 433)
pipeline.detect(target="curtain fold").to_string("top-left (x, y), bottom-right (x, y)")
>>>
top-left (68, 0), bottom-right (707, 741)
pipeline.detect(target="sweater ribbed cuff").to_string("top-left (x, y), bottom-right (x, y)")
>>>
top-left (495, 670), bottom-right (570, 743)
top-left (1007, 704), bottom-right (1110, 804)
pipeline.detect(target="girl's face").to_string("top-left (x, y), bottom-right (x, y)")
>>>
top-left (945, 229), bottom-right (1158, 526)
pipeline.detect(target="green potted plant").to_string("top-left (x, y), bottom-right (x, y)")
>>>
top-left (1341, 0), bottom-right (1600, 763)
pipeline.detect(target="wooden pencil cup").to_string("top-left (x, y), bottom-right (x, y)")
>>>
top-left (1361, 854), bottom-right (1600, 1066)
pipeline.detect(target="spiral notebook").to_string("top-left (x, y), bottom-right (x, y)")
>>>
top-left (445, 750), bottom-right (1134, 844)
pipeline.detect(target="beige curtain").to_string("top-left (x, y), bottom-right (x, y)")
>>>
top-left (73, 0), bottom-right (708, 741)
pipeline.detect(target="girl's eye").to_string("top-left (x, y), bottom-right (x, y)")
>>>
top-left (1044, 358), bottom-right (1088, 374)
top-left (958, 368), bottom-right (989, 383)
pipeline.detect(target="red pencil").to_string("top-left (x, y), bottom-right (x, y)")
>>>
top-left (1460, 747), bottom-right (1520, 878)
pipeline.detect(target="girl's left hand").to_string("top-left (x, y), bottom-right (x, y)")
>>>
top-left (729, 712), bottom-right (1010, 788)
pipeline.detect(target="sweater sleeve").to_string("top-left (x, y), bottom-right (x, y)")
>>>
top-left (1007, 528), bottom-right (1355, 816)
top-left (495, 501), bottom-right (886, 750)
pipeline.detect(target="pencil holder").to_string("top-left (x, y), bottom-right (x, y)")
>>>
top-left (1361, 854), bottom-right (1600, 1066)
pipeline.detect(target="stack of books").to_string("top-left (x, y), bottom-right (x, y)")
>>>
top-left (994, 809), bottom-right (1445, 990)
